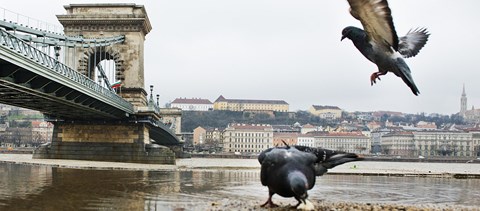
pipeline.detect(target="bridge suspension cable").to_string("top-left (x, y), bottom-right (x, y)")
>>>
top-left (0, 14), bottom-right (125, 93)
top-left (0, 27), bottom-right (133, 114)
top-left (1, 6), bottom-right (64, 34)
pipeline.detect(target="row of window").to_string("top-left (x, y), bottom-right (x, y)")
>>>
top-left (228, 144), bottom-right (269, 149)
top-left (229, 138), bottom-right (271, 143)
top-left (417, 145), bottom-right (471, 151)
top-left (225, 133), bottom-right (273, 137)
top-left (418, 151), bottom-right (472, 157)
top-left (320, 139), bottom-right (368, 143)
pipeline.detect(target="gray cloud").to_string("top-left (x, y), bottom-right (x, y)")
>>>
top-left (2, 0), bottom-right (479, 114)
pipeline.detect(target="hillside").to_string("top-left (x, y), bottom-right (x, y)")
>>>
top-left (181, 110), bottom-right (333, 132)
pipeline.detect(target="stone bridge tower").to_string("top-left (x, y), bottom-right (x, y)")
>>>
top-left (32, 4), bottom-right (183, 164)
top-left (57, 3), bottom-right (151, 109)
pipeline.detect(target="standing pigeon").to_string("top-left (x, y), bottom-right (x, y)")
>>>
top-left (341, 0), bottom-right (430, 95)
top-left (258, 144), bottom-right (363, 210)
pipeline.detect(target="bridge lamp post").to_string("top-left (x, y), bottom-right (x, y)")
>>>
top-left (54, 45), bottom-right (61, 60)
top-left (156, 94), bottom-right (160, 107)
top-left (149, 85), bottom-right (154, 101)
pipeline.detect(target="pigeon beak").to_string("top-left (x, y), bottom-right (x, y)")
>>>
top-left (341, 35), bottom-right (346, 41)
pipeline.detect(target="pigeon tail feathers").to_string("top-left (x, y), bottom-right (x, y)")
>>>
top-left (321, 153), bottom-right (363, 169)
top-left (291, 145), bottom-right (363, 176)
top-left (394, 57), bottom-right (420, 95)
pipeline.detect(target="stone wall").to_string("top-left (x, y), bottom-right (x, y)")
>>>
top-left (34, 122), bottom-right (175, 164)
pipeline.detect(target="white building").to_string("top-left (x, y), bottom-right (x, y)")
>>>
top-left (414, 131), bottom-right (475, 157)
top-left (314, 132), bottom-right (370, 154)
top-left (297, 134), bottom-right (315, 147)
top-left (381, 130), bottom-right (480, 158)
top-left (222, 123), bottom-right (273, 154)
top-left (308, 105), bottom-right (342, 119)
top-left (171, 98), bottom-right (213, 111)
top-left (381, 131), bottom-right (415, 156)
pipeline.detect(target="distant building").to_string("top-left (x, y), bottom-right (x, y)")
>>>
top-left (416, 121), bottom-right (437, 130)
top-left (355, 112), bottom-right (374, 121)
top-left (370, 128), bottom-right (393, 154)
top-left (372, 111), bottom-right (404, 121)
top-left (366, 121), bottom-right (382, 131)
top-left (192, 126), bottom-right (223, 151)
top-left (31, 121), bottom-right (53, 145)
top-left (213, 95), bottom-right (289, 112)
top-left (458, 85), bottom-right (480, 123)
top-left (297, 133), bottom-right (315, 147)
top-left (308, 105), bottom-right (342, 119)
top-left (222, 123), bottom-right (273, 153)
top-left (313, 131), bottom-right (370, 154)
top-left (465, 106), bottom-right (480, 123)
top-left (272, 125), bottom-right (299, 133)
top-left (171, 98), bottom-right (213, 111)
top-left (414, 131), bottom-right (475, 157)
top-left (193, 126), bottom-right (207, 145)
top-left (4, 127), bottom-right (33, 147)
top-left (272, 132), bottom-right (298, 147)
top-left (205, 127), bottom-right (223, 145)
top-left (381, 131), bottom-right (415, 157)
top-left (381, 130), bottom-right (478, 157)
top-left (300, 124), bottom-right (317, 134)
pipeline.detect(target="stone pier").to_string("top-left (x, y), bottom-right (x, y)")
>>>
top-left (34, 122), bottom-right (176, 164)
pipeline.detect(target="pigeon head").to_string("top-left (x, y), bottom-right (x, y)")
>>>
top-left (288, 171), bottom-right (309, 201)
top-left (341, 26), bottom-right (364, 41)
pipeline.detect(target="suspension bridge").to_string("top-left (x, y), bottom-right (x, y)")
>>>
top-left (0, 4), bottom-right (182, 164)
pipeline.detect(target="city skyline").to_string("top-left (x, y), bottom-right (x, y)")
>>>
top-left (1, 0), bottom-right (479, 115)
top-left (168, 94), bottom-right (465, 115)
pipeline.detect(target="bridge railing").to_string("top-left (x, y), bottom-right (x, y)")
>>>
top-left (0, 28), bottom-right (134, 114)
top-left (0, 19), bottom-right (125, 48)
top-left (1, 6), bottom-right (64, 34)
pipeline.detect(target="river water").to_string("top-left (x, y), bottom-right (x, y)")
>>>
top-left (0, 161), bottom-right (479, 210)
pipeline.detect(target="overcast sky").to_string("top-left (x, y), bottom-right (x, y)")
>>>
top-left (2, 0), bottom-right (479, 115)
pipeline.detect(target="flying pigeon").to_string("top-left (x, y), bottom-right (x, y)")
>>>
top-left (258, 144), bottom-right (363, 210)
top-left (341, 0), bottom-right (430, 95)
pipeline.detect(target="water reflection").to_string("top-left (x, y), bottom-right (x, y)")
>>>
top-left (0, 164), bottom-right (52, 202)
top-left (0, 163), bottom-right (479, 210)
top-left (312, 175), bottom-right (480, 206)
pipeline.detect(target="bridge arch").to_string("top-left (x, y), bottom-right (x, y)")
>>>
top-left (78, 46), bottom-right (125, 87)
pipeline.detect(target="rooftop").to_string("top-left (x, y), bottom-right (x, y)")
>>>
top-left (214, 95), bottom-right (288, 105)
top-left (171, 98), bottom-right (212, 104)
top-left (311, 105), bottom-right (341, 110)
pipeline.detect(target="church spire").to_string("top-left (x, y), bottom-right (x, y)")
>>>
top-left (460, 84), bottom-right (467, 117)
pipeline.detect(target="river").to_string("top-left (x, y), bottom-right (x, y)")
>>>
top-left (0, 159), bottom-right (479, 210)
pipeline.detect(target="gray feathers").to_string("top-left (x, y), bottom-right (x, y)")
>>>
top-left (398, 28), bottom-right (430, 58)
top-left (342, 0), bottom-right (430, 95)
top-left (348, 0), bottom-right (398, 52)
top-left (258, 145), bottom-right (363, 209)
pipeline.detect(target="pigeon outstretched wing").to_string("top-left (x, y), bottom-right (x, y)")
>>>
top-left (347, 0), bottom-right (398, 51)
top-left (294, 145), bottom-right (364, 176)
top-left (398, 28), bottom-right (430, 58)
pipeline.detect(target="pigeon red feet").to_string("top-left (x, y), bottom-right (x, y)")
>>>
top-left (370, 72), bottom-right (386, 85)
top-left (260, 198), bottom-right (279, 208)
